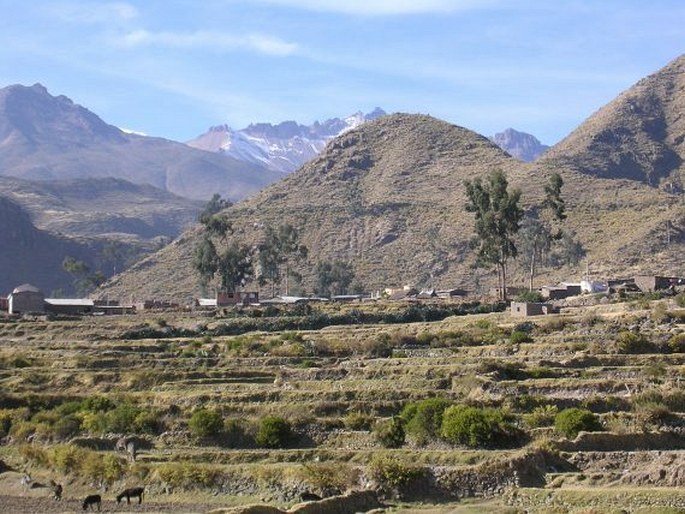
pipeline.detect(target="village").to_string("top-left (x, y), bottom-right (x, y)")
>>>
top-left (1, 274), bottom-right (683, 318)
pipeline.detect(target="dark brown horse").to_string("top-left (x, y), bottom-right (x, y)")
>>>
top-left (82, 494), bottom-right (101, 511)
top-left (116, 486), bottom-right (144, 504)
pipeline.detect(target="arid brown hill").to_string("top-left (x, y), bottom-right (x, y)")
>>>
top-left (0, 197), bottom-right (106, 294)
top-left (99, 111), bottom-right (683, 301)
top-left (0, 176), bottom-right (202, 240)
top-left (539, 54), bottom-right (685, 189)
top-left (0, 83), bottom-right (281, 201)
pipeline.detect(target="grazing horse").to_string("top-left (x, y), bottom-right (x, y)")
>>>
top-left (116, 486), bottom-right (144, 504)
top-left (82, 494), bottom-right (101, 511)
top-left (52, 483), bottom-right (63, 500)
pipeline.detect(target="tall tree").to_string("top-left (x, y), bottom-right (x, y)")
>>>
top-left (258, 223), bottom-right (308, 296)
top-left (519, 172), bottom-right (579, 290)
top-left (198, 193), bottom-right (232, 226)
top-left (193, 194), bottom-right (252, 293)
top-left (315, 260), bottom-right (355, 297)
top-left (464, 170), bottom-right (523, 301)
top-left (62, 256), bottom-right (105, 296)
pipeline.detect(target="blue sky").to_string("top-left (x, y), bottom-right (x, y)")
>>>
top-left (1, 1), bottom-right (683, 145)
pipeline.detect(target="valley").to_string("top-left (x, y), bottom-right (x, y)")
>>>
top-left (0, 293), bottom-right (683, 513)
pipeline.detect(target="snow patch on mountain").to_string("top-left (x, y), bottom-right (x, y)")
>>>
top-left (187, 108), bottom-right (386, 173)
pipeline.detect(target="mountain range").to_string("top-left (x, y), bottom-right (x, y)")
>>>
top-left (0, 83), bottom-right (281, 202)
top-left (2, 55), bottom-right (684, 298)
top-left (99, 54), bottom-right (685, 300)
top-left (186, 108), bottom-right (387, 173)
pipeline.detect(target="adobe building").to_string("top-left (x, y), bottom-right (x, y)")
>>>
top-left (8, 284), bottom-right (45, 315)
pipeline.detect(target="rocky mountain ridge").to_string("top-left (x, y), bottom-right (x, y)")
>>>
top-left (186, 108), bottom-right (386, 173)
top-left (0, 83), bottom-right (281, 201)
top-left (490, 128), bottom-right (550, 162)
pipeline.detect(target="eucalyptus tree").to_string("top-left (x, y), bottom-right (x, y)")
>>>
top-left (464, 170), bottom-right (523, 301)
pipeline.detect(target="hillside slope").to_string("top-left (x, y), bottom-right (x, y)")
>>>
top-left (0, 84), bottom-right (281, 201)
top-left (100, 111), bottom-right (683, 301)
top-left (0, 197), bottom-right (109, 294)
top-left (0, 176), bottom-right (202, 240)
top-left (539, 54), bottom-right (685, 189)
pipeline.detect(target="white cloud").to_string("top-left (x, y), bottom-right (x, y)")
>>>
top-left (49, 1), bottom-right (138, 24)
top-left (115, 29), bottom-right (299, 56)
top-left (249, 0), bottom-right (497, 15)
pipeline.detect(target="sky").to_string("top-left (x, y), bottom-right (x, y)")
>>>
top-left (0, 1), bottom-right (683, 145)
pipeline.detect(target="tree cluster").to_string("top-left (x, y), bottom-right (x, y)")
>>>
top-left (464, 170), bottom-right (585, 299)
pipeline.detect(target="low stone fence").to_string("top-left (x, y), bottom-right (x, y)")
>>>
top-left (208, 490), bottom-right (381, 514)
top-left (554, 431), bottom-right (685, 452)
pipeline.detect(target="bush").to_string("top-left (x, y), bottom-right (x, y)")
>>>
top-left (516, 291), bottom-right (544, 303)
top-left (53, 414), bottom-right (82, 440)
top-left (524, 405), bottom-right (558, 428)
top-left (440, 405), bottom-right (519, 448)
top-left (255, 416), bottom-right (292, 448)
top-left (374, 417), bottom-right (405, 448)
top-left (554, 408), bottom-right (602, 439)
top-left (667, 333), bottom-right (685, 353)
top-left (188, 408), bottom-right (224, 440)
top-left (344, 411), bottom-right (374, 431)
top-left (509, 330), bottom-right (533, 344)
top-left (615, 331), bottom-right (655, 354)
top-left (368, 454), bottom-right (424, 491)
top-left (401, 398), bottom-right (451, 445)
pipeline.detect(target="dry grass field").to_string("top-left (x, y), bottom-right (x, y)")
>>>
top-left (0, 293), bottom-right (684, 513)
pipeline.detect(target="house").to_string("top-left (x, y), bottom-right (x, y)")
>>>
top-left (217, 291), bottom-right (259, 306)
top-left (511, 301), bottom-right (556, 317)
top-left (634, 275), bottom-right (685, 293)
top-left (134, 300), bottom-right (179, 311)
top-left (436, 288), bottom-right (468, 299)
top-left (541, 283), bottom-right (582, 300)
top-left (45, 298), bottom-right (94, 315)
top-left (8, 284), bottom-right (45, 315)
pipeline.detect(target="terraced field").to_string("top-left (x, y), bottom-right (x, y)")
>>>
top-left (0, 295), bottom-right (684, 513)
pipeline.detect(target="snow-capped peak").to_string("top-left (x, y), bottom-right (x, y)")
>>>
top-left (186, 108), bottom-right (386, 174)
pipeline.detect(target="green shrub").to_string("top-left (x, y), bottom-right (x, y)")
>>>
top-left (344, 411), bottom-right (375, 431)
top-left (255, 416), bottom-right (292, 448)
top-left (524, 405), bottom-right (558, 428)
top-left (374, 417), bottom-right (405, 448)
top-left (81, 396), bottom-right (115, 413)
top-left (615, 331), bottom-right (655, 354)
top-left (554, 408), bottom-right (602, 439)
top-left (188, 408), bottom-right (224, 439)
top-left (516, 291), bottom-right (545, 303)
top-left (440, 405), bottom-right (519, 448)
top-left (509, 330), bottom-right (533, 344)
top-left (401, 398), bottom-right (451, 445)
top-left (53, 414), bottom-right (82, 440)
top-left (667, 333), bottom-right (685, 353)
top-left (368, 454), bottom-right (424, 490)
top-left (302, 461), bottom-right (352, 492)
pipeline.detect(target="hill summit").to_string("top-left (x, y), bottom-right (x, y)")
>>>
top-left (0, 83), bottom-right (280, 201)
top-left (539, 54), bottom-right (685, 189)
